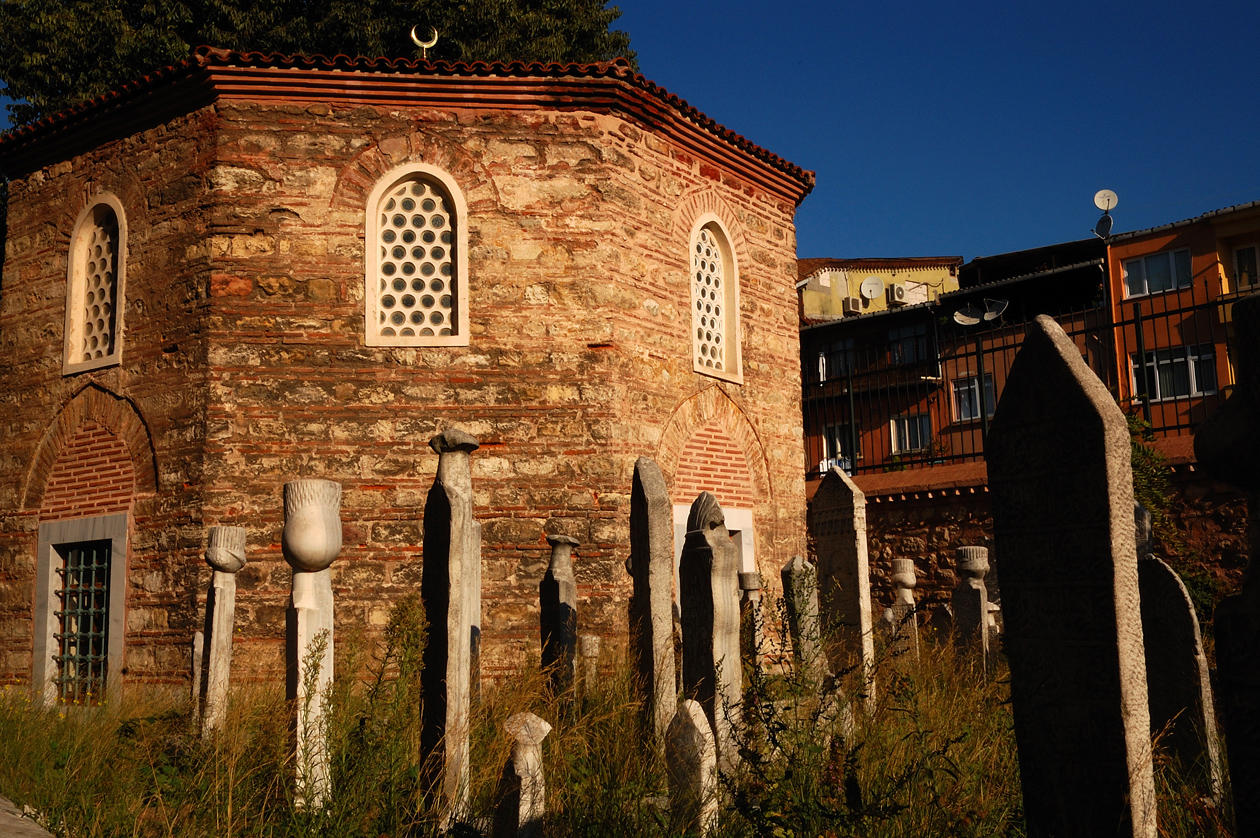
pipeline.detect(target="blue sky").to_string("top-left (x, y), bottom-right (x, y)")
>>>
top-left (616, 0), bottom-right (1260, 260)
top-left (4, 1), bottom-right (1257, 262)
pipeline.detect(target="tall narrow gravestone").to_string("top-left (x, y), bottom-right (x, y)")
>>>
top-left (781, 555), bottom-right (826, 686)
top-left (987, 316), bottom-right (1156, 838)
top-left (952, 546), bottom-right (990, 673)
top-left (880, 558), bottom-right (919, 665)
top-left (628, 457), bottom-right (676, 752)
top-left (421, 429), bottom-right (481, 822)
top-left (679, 492), bottom-right (741, 773)
top-left (1194, 292), bottom-right (1260, 832)
top-left (540, 533), bottom-right (579, 694)
top-left (199, 525), bottom-right (246, 737)
top-left (807, 467), bottom-right (875, 709)
top-left (282, 479), bottom-right (341, 808)
top-left (1138, 555), bottom-right (1222, 796)
top-left (667, 699), bottom-right (719, 836)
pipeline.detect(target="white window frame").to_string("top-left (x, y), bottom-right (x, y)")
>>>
top-left (689, 214), bottom-right (742, 383)
top-left (1233, 243), bottom-right (1258, 290)
top-left (1122, 248), bottom-right (1192, 298)
top-left (365, 162), bottom-right (470, 347)
top-left (822, 422), bottom-right (860, 474)
top-left (951, 372), bottom-right (996, 423)
top-left (890, 413), bottom-right (932, 454)
top-left (1130, 344), bottom-right (1217, 402)
top-left (33, 513), bottom-right (129, 706)
top-left (64, 194), bottom-right (127, 374)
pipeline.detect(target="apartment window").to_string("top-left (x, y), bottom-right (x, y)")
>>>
top-left (1235, 245), bottom-right (1257, 288)
top-left (952, 373), bottom-right (996, 422)
top-left (822, 423), bottom-right (860, 473)
top-left (1123, 249), bottom-right (1191, 297)
top-left (888, 323), bottom-right (928, 365)
top-left (365, 163), bottom-right (469, 347)
top-left (690, 216), bottom-right (741, 381)
top-left (64, 195), bottom-right (127, 373)
top-left (34, 514), bottom-right (128, 706)
top-left (817, 338), bottom-right (856, 382)
top-left (1131, 344), bottom-right (1217, 401)
top-left (891, 413), bottom-right (931, 454)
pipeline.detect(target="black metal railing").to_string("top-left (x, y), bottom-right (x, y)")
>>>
top-left (803, 291), bottom-right (1237, 479)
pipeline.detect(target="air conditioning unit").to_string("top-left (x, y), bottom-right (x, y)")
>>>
top-left (886, 283), bottom-right (907, 306)
top-left (841, 296), bottom-right (863, 315)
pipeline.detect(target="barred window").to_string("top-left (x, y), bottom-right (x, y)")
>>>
top-left (53, 540), bottom-right (111, 704)
top-left (65, 197), bottom-right (126, 373)
top-left (365, 164), bottom-right (469, 347)
top-left (690, 217), bottom-right (741, 381)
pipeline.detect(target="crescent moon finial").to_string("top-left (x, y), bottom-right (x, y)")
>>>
top-left (410, 25), bottom-right (439, 58)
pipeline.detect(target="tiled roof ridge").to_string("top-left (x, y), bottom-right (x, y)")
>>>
top-left (1, 46), bottom-right (815, 193)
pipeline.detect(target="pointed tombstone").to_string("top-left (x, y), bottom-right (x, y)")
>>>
top-left (808, 467), bottom-right (876, 710)
top-left (199, 525), bottom-right (246, 737)
top-left (492, 712), bottom-right (552, 838)
top-left (987, 315), bottom-right (1156, 838)
top-left (628, 456), bottom-right (676, 751)
top-left (880, 558), bottom-right (919, 665)
top-left (1138, 555), bottom-right (1223, 797)
top-left (666, 699), bottom-right (719, 836)
top-left (540, 534), bottom-right (579, 694)
top-left (282, 479), bottom-right (341, 809)
top-left (679, 492), bottom-right (741, 773)
top-left (781, 555), bottom-right (827, 686)
top-left (1196, 293), bottom-right (1260, 834)
top-left (421, 429), bottom-right (481, 822)
top-left (952, 546), bottom-right (991, 673)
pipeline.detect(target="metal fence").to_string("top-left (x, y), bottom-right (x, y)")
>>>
top-left (802, 291), bottom-right (1236, 478)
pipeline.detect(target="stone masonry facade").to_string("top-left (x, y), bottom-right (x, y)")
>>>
top-left (0, 51), bottom-right (813, 691)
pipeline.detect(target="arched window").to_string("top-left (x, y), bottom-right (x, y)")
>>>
top-left (690, 216), bottom-right (741, 381)
top-left (64, 195), bottom-right (126, 373)
top-left (365, 163), bottom-right (469, 346)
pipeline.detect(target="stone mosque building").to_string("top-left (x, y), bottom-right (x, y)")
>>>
top-left (0, 47), bottom-right (813, 699)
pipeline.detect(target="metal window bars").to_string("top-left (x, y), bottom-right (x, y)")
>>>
top-left (52, 539), bottom-right (111, 704)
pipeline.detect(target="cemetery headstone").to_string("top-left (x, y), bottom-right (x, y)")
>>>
top-left (679, 492), bottom-right (742, 773)
top-left (952, 546), bottom-right (990, 673)
top-left (881, 557), bottom-right (919, 664)
top-left (199, 525), bottom-right (246, 737)
top-left (540, 533), bottom-right (579, 694)
top-left (577, 633), bottom-right (600, 697)
top-left (807, 467), bottom-right (875, 708)
top-left (987, 315), bottom-right (1156, 838)
top-left (667, 699), bottom-right (719, 836)
top-left (492, 712), bottom-right (552, 838)
top-left (738, 570), bottom-right (764, 678)
top-left (1138, 555), bottom-right (1222, 797)
top-left (628, 456), bottom-right (676, 751)
top-left (282, 479), bottom-right (341, 808)
top-left (781, 554), bottom-right (827, 686)
top-left (421, 429), bottom-right (481, 822)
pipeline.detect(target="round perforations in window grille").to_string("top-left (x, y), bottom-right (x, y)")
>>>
top-left (376, 179), bottom-right (455, 338)
top-left (80, 214), bottom-right (118, 361)
top-left (692, 226), bottom-right (725, 370)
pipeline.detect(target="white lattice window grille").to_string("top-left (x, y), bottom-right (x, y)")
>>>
top-left (64, 196), bottom-right (126, 373)
top-left (689, 217), bottom-right (741, 382)
top-left (365, 163), bottom-right (469, 347)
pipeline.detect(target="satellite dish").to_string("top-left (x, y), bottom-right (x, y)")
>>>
top-left (1094, 214), bottom-right (1114, 239)
top-left (859, 276), bottom-right (884, 300)
top-left (1093, 189), bottom-right (1118, 212)
top-left (982, 298), bottom-right (1009, 321)
top-left (952, 303), bottom-right (984, 327)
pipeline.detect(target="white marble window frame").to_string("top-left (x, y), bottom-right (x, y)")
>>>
top-left (63, 193), bottom-right (127, 375)
top-left (688, 214), bottom-right (743, 384)
top-left (33, 513), bottom-right (129, 705)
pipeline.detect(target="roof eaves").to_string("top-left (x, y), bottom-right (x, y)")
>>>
top-left (1109, 200), bottom-right (1260, 243)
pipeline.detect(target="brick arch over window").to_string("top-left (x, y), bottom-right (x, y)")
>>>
top-left (38, 422), bottom-right (135, 521)
top-left (330, 133), bottom-right (499, 212)
top-left (22, 384), bottom-right (158, 512)
top-left (657, 385), bottom-right (772, 509)
top-left (670, 189), bottom-right (749, 257)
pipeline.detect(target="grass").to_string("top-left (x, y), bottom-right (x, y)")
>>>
top-left (0, 597), bottom-right (1235, 836)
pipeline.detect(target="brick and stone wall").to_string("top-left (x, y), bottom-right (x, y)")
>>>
top-left (1, 68), bottom-right (809, 690)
